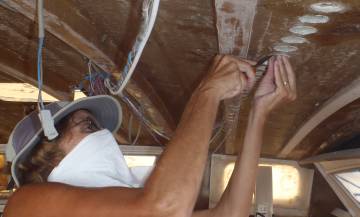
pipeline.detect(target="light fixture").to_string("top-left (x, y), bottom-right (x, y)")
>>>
top-left (290, 25), bottom-right (318, 35)
top-left (0, 83), bottom-right (58, 102)
top-left (223, 163), bottom-right (300, 201)
top-left (311, 2), bottom-right (346, 13)
top-left (281, 36), bottom-right (307, 44)
top-left (273, 44), bottom-right (298, 53)
top-left (299, 15), bottom-right (330, 24)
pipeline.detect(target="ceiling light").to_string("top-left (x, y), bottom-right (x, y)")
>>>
top-left (299, 15), bottom-right (330, 24)
top-left (0, 83), bottom-right (58, 102)
top-left (310, 2), bottom-right (346, 13)
top-left (290, 25), bottom-right (318, 35)
top-left (281, 36), bottom-right (307, 44)
top-left (273, 44), bottom-right (298, 53)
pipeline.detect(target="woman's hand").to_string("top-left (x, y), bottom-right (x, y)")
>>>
top-left (253, 55), bottom-right (297, 117)
top-left (198, 55), bottom-right (256, 101)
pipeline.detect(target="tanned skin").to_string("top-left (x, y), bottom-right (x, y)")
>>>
top-left (4, 55), bottom-right (296, 217)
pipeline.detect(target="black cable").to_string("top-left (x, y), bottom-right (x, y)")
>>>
top-left (255, 212), bottom-right (266, 217)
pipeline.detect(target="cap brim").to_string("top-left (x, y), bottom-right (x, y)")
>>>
top-left (11, 95), bottom-right (122, 186)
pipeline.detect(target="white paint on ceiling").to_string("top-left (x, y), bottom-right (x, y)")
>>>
top-left (310, 2), bottom-right (346, 13)
top-left (299, 15), bottom-right (330, 24)
top-left (290, 25), bottom-right (318, 35)
top-left (273, 44), bottom-right (298, 53)
top-left (281, 36), bottom-right (307, 44)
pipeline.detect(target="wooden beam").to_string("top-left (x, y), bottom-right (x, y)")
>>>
top-left (215, 0), bottom-right (258, 154)
top-left (0, 14), bottom-right (84, 100)
top-left (0, 63), bottom-right (68, 100)
top-left (331, 208), bottom-right (352, 217)
top-left (300, 148), bottom-right (360, 165)
top-left (3, 0), bottom-right (175, 136)
top-left (279, 78), bottom-right (360, 158)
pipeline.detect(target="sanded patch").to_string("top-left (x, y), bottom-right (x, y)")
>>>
top-left (215, 0), bottom-right (258, 57)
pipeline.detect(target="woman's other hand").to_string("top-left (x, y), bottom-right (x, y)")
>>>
top-left (253, 55), bottom-right (297, 117)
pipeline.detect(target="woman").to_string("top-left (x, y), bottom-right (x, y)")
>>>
top-left (6, 95), bottom-right (123, 187)
top-left (4, 55), bottom-right (296, 217)
top-left (19, 109), bottom-right (146, 188)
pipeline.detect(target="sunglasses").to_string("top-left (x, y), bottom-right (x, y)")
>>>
top-left (70, 115), bottom-right (102, 133)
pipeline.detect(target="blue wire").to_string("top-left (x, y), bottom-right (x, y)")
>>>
top-left (37, 37), bottom-right (45, 109)
top-left (123, 52), bottom-right (133, 78)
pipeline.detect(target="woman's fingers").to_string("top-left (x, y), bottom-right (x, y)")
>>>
top-left (261, 57), bottom-right (276, 84)
top-left (278, 56), bottom-right (291, 93)
top-left (282, 56), bottom-right (297, 100)
top-left (253, 55), bottom-right (297, 115)
top-left (274, 60), bottom-right (286, 94)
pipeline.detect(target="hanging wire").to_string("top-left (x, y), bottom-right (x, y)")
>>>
top-left (104, 0), bottom-right (160, 95)
top-left (37, 0), bottom-right (45, 110)
top-left (121, 93), bottom-right (170, 143)
top-left (128, 114), bottom-right (134, 143)
top-left (136, 98), bottom-right (164, 144)
top-left (99, 0), bottom-right (166, 144)
top-left (210, 121), bottom-right (225, 144)
top-left (131, 122), bottom-right (142, 146)
top-left (37, 37), bottom-right (45, 110)
top-left (75, 65), bottom-right (110, 96)
top-left (212, 127), bottom-right (231, 154)
top-left (87, 60), bottom-right (95, 95)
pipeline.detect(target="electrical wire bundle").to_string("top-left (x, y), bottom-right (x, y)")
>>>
top-left (75, 60), bottom-right (110, 96)
top-left (104, 0), bottom-right (160, 95)
top-left (121, 93), bottom-right (170, 143)
top-left (101, 0), bottom-right (166, 143)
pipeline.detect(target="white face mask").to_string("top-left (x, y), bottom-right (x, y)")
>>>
top-left (47, 129), bottom-right (153, 188)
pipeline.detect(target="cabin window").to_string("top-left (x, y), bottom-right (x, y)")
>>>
top-left (335, 169), bottom-right (360, 204)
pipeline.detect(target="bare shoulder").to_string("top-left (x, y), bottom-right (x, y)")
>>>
top-left (4, 183), bottom-right (68, 217)
top-left (4, 183), bottom-right (149, 217)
